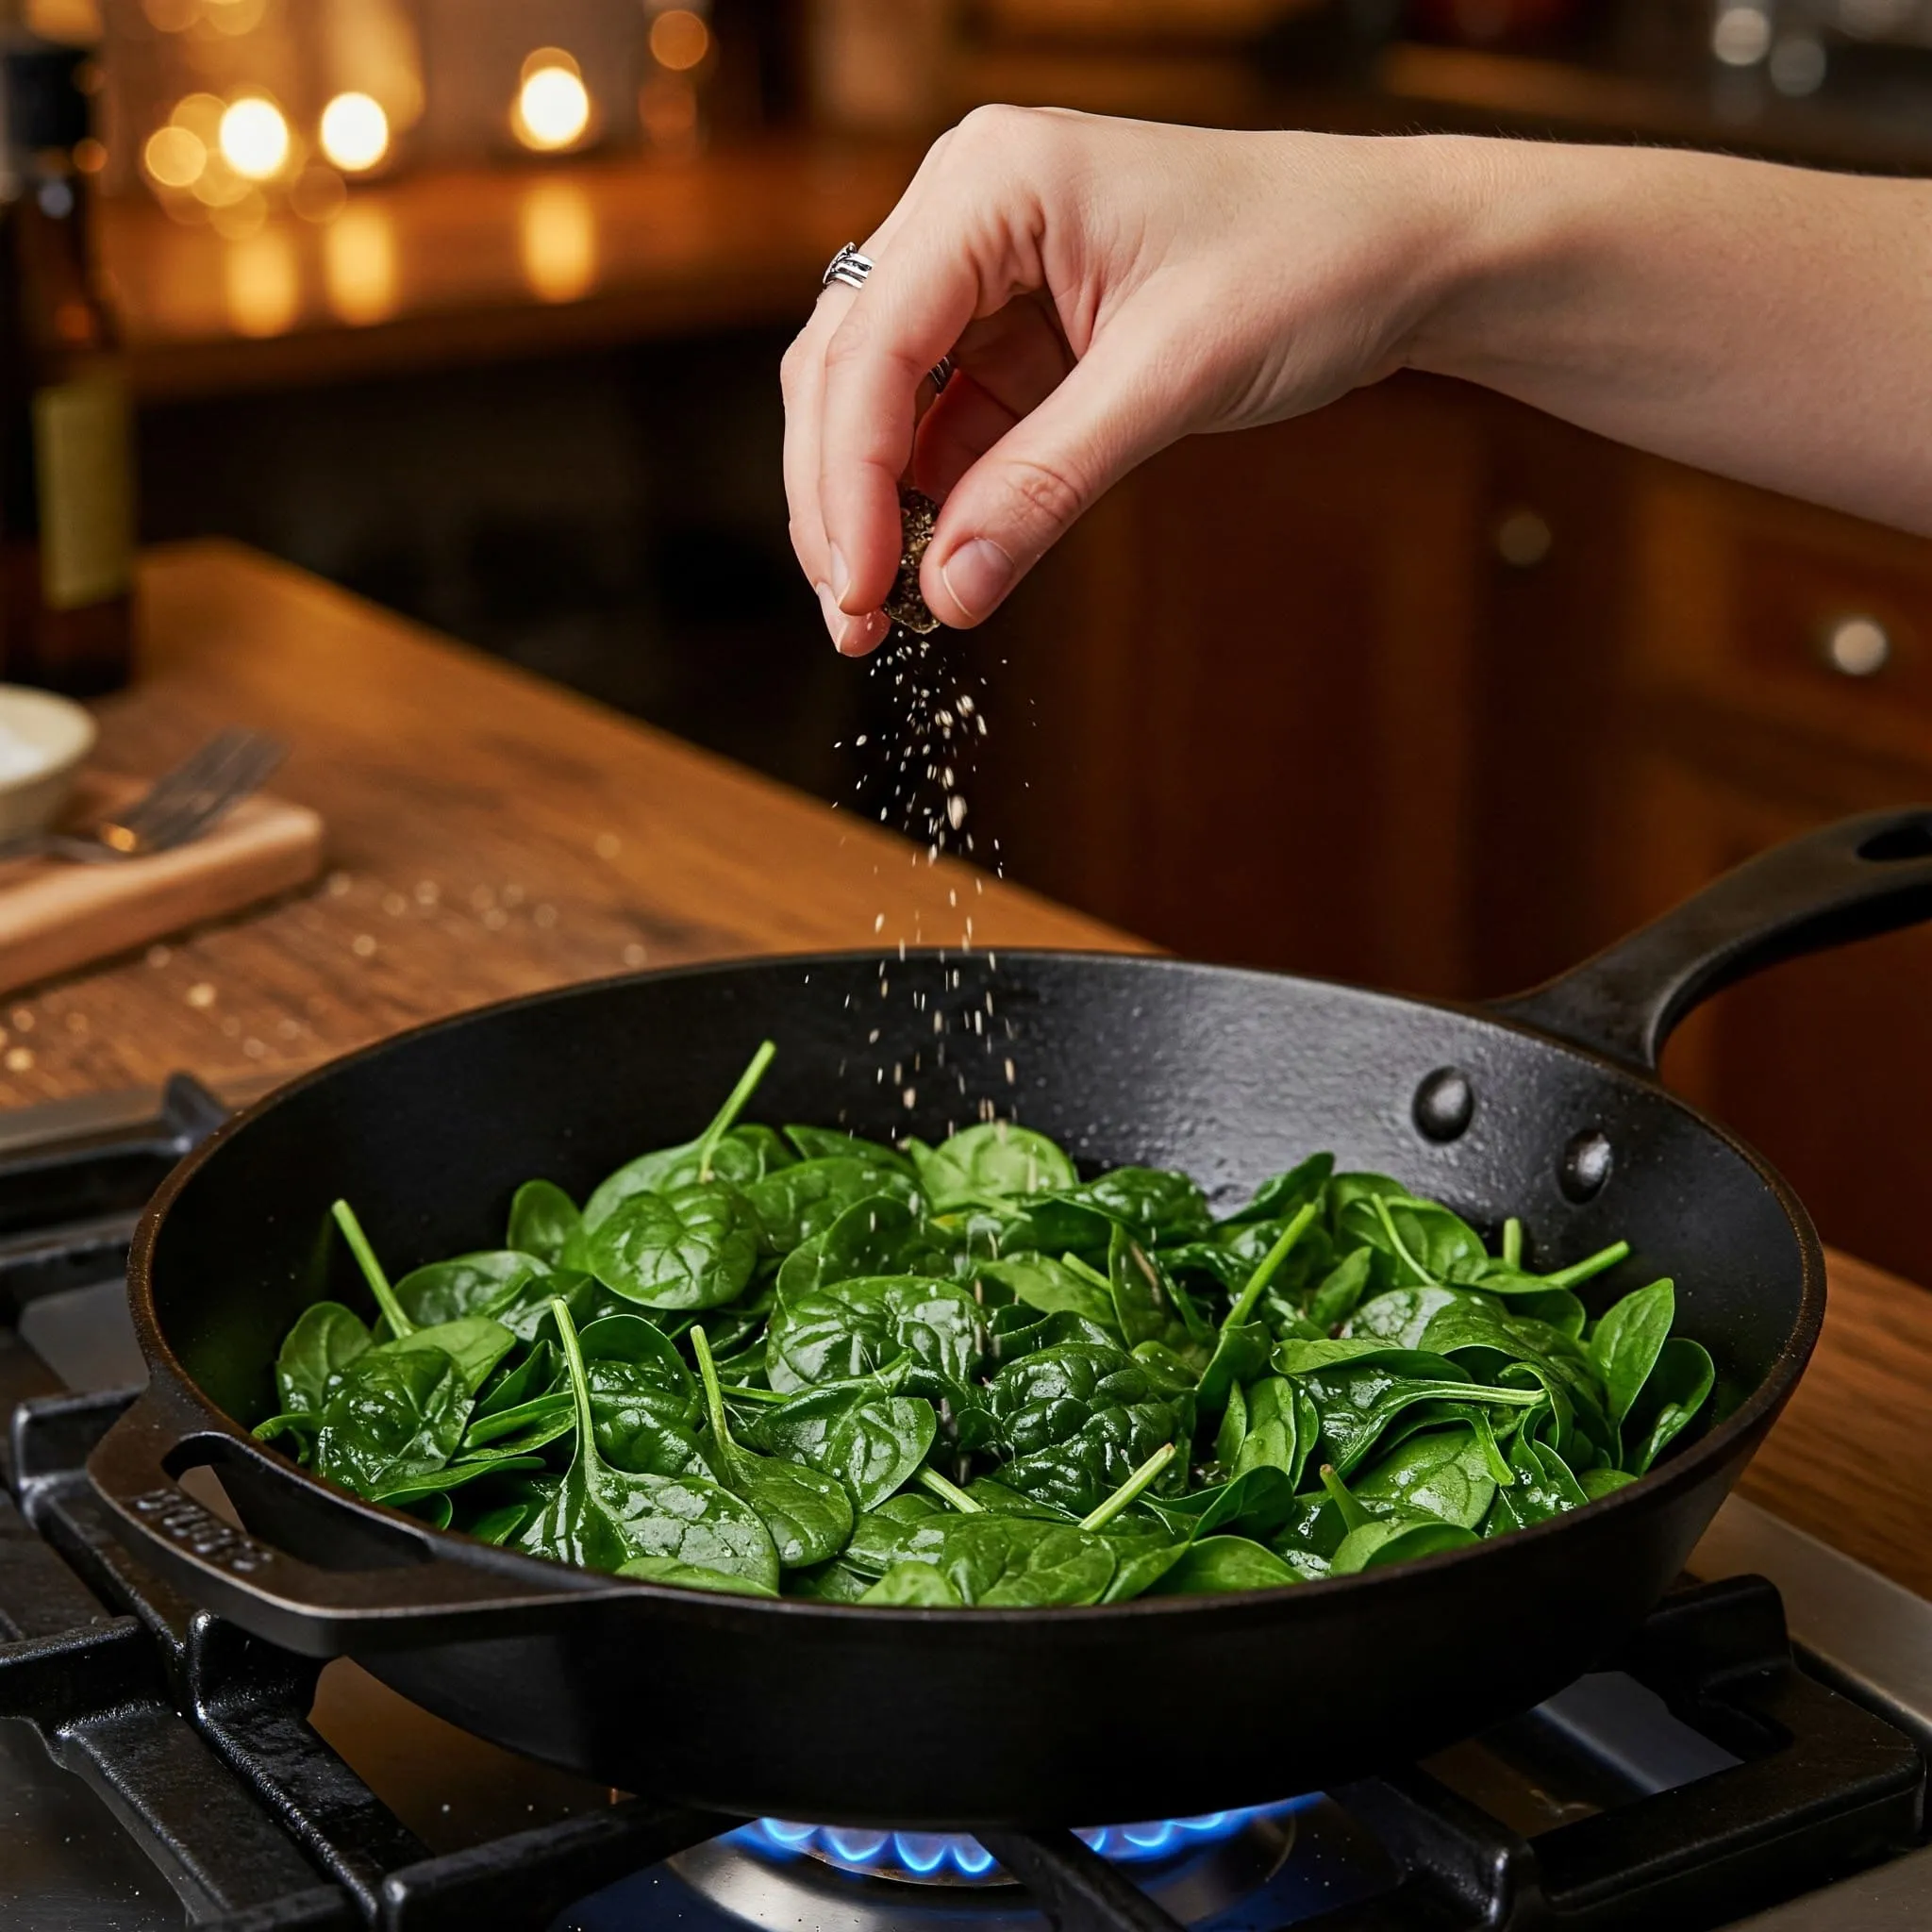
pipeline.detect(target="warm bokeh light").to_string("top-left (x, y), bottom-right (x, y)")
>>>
top-left (143, 125), bottom-right (205, 190)
top-left (319, 92), bottom-right (390, 173)
top-left (74, 137), bottom-right (107, 175)
top-left (142, 0), bottom-right (198, 29)
top-left (518, 179), bottom-right (596, 304)
top-left (224, 227), bottom-right (299, 338)
top-left (649, 8), bottom-right (709, 72)
top-left (325, 204), bottom-right (397, 326)
top-left (513, 53), bottom-right (591, 152)
top-left (219, 96), bottom-right (291, 181)
top-left (639, 75), bottom-right (699, 154)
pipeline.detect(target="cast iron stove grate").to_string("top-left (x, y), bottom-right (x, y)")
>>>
top-left (0, 1079), bottom-right (1923, 1932)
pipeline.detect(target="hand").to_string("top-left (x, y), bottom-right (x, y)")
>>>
top-left (781, 108), bottom-right (1484, 652)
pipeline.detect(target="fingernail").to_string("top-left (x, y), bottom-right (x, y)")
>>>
top-left (827, 543), bottom-right (852, 605)
top-left (819, 583), bottom-right (886, 656)
top-left (941, 539), bottom-right (1015, 622)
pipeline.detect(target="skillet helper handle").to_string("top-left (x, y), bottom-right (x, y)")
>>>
top-left (88, 1386), bottom-right (626, 1657)
top-left (1491, 807), bottom-right (1932, 1074)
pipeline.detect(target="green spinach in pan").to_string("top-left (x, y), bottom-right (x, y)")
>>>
top-left (256, 1042), bottom-right (1719, 1604)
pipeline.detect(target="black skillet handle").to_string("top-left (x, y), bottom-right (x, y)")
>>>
top-left (88, 1386), bottom-right (630, 1657)
top-left (1490, 808), bottom-right (1932, 1074)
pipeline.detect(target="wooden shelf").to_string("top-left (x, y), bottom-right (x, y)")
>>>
top-left (100, 136), bottom-right (920, 401)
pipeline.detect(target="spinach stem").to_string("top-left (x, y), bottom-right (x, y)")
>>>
top-left (1061, 1253), bottom-right (1111, 1291)
top-left (690, 1324), bottom-right (733, 1446)
top-left (1372, 1194), bottom-right (1432, 1285)
top-left (546, 1296), bottom-right (596, 1457)
top-left (1471, 1409), bottom-right (1516, 1487)
top-left (695, 1040), bottom-right (777, 1182)
top-left (1224, 1200), bottom-right (1320, 1331)
top-left (1078, 1441), bottom-right (1177, 1532)
top-left (1501, 1218), bottom-right (1524, 1270)
top-left (331, 1199), bottom-right (413, 1337)
top-left (720, 1382), bottom-right (789, 1406)
top-left (1319, 1462), bottom-right (1372, 1533)
top-left (915, 1465), bottom-right (982, 1513)
top-left (1543, 1240), bottom-right (1631, 1291)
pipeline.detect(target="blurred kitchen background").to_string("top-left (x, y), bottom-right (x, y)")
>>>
top-left (10, 0), bottom-right (1932, 1278)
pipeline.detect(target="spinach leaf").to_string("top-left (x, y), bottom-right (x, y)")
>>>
top-left (743, 1158), bottom-right (917, 1254)
top-left (1623, 1337), bottom-right (1715, 1474)
top-left (274, 1302), bottom-right (371, 1418)
top-left (859, 1561), bottom-right (967, 1606)
top-left (986, 1342), bottom-right (1185, 1516)
top-left (908, 1122), bottom-right (1077, 1210)
top-left (1224, 1152), bottom-right (1334, 1225)
top-left (691, 1325), bottom-right (853, 1568)
top-left (618, 1554), bottom-right (779, 1597)
top-left (766, 1274), bottom-right (985, 1393)
top-left (313, 1347), bottom-right (473, 1496)
top-left (783, 1125), bottom-right (918, 1174)
top-left (507, 1181), bottom-right (581, 1266)
top-left (876, 1514), bottom-right (1116, 1606)
top-left (579, 1041), bottom-right (781, 1229)
top-left (1307, 1248), bottom-right (1375, 1333)
top-left (753, 1378), bottom-right (938, 1511)
top-left (1018, 1168), bottom-right (1215, 1254)
top-left (582, 1182), bottom-right (759, 1311)
top-left (1145, 1536), bottom-right (1299, 1594)
top-left (513, 1300), bottom-right (778, 1590)
top-left (775, 1195), bottom-right (954, 1300)
top-left (393, 1251), bottom-right (546, 1330)
top-left (1350, 1424), bottom-right (1499, 1530)
top-left (1590, 1279), bottom-right (1677, 1427)
top-left (1330, 1517), bottom-right (1480, 1574)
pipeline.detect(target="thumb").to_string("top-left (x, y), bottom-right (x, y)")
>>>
top-left (920, 341), bottom-right (1176, 628)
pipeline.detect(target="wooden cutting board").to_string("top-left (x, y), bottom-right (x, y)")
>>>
top-left (0, 774), bottom-right (324, 997)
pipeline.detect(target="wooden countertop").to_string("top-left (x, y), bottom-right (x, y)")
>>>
top-left (4, 539), bottom-right (1929, 1601)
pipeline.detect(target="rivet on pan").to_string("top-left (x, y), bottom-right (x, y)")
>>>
top-left (1412, 1067), bottom-right (1474, 1142)
top-left (1560, 1129), bottom-right (1613, 1203)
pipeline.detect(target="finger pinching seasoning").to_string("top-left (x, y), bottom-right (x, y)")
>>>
top-left (888, 488), bottom-right (942, 634)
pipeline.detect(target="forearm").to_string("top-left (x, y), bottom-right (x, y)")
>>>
top-left (1409, 140), bottom-right (1932, 534)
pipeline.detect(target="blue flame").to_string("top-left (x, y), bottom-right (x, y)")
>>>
top-left (736, 1797), bottom-right (1307, 1882)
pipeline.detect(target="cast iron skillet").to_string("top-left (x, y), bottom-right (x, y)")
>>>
top-left (89, 810), bottom-right (1932, 1828)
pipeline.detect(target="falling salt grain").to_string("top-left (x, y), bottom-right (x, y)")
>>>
top-left (903, 1088), bottom-right (918, 1108)
top-left (873, 913), bottom-right (885, 933)
top-left (946, 796), bottom-right (967, 830)
top-left (186, 983), bottom-right (216, 1009)
top-left (1005, 1058), bottom-right (1017, 1084)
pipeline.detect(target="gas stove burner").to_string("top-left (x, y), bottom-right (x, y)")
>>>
top-left (739, 1802), bottom-right (1298, 1886)
top-left (672, 1800), bottom-right (1306, 1927)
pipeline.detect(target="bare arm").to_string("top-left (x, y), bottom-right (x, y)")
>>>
top-left (780, 110), bottom-right (1932, 653)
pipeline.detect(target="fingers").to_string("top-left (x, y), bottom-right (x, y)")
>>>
top-left (918, 337), bottom-right (1175, 627)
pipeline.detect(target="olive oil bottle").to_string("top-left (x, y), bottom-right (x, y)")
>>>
top-left (0, 30), bottom-right (133, 694)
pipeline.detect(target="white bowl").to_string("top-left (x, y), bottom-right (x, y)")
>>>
top-left (0, 686), bottom-right (97, 842)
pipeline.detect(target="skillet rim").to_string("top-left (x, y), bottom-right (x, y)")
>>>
top-left (121, 946), bottom-right (1826, 1628)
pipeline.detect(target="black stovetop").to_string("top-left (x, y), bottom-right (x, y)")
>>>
top-left (0, 1078), bottom-right (1924, 1932)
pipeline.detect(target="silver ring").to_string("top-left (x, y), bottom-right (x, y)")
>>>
top-left (822, 242), bottom-right (873, 291)
top-left (820, 242), bottom-right (956, 394)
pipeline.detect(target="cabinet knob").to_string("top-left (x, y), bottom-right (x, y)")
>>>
top-left (1822, 615), bottom-right (1890, 678)
top-left (1494, 509), bottom-right (1552, 569)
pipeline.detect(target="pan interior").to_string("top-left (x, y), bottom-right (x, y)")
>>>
top-left (142, 953), bottom-right (1808, 1442)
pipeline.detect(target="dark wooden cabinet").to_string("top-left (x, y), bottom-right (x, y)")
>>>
top-left (973, 373), bottom-right (1932, 1287)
